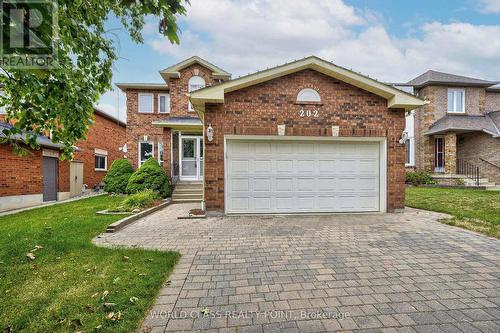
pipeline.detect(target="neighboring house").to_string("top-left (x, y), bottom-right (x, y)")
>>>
top-left (72, 108), bottom-right (127, 190)
top-left (401, 71), bottom-right (500, 183)
top-left (118, 55), bottom-right (424, 214)
top-left (0, 108), bottom-right (126, 212)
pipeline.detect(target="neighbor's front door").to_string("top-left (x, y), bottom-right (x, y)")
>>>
top-left (180, 136), bottom-right (203, 181)
top-left (434, 137), bottom-right (445, 173)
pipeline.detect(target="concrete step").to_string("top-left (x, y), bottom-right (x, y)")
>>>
top-left (172, 198), bottom-right (203, 203)
top-left (172, 193), bottom-right (203, 200)
top-left (174, 188), bottom-right (203, 194)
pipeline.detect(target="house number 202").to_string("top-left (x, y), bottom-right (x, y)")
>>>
top-left (299, 109), bottom-right (319, 118)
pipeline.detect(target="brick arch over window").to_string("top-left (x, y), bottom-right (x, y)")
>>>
top-left (297, 88), bottom-right (321, 103)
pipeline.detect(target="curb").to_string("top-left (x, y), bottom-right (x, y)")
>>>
top-left (105, 198), bottom-right (172, 233)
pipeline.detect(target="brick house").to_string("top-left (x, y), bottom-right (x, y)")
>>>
top-left (400, 71), bottom-right (500, 184)
top-left (0, 108), bottom-right (126, 212)
top-left (119, 56), bottom-right (424, 214)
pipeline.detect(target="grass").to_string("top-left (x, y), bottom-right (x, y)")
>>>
top-left (0, 196), bottom-right (180, 333)
top-left (406, 187), bottom-right (500, 238)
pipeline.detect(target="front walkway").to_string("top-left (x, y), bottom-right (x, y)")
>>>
top-left (95, 205), bottom-right (500, 333)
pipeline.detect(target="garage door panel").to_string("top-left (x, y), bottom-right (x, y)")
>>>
top-left (226, 139), bottom-right (381, 214)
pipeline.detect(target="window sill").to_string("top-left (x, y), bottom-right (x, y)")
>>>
top-left (294, 101), bottom-right (323, 106)
top-left (447, 111), bottom-right (466, 115)
top-left (138, 111), bottom-right (154, 114)
top-left (95, 169), bottom-right (107, 172)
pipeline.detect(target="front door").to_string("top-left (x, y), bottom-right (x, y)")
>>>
top-left (180, 136), bottom-right (203, 181)
top-left (434, 137), bottom-right (445, 173)
top-left (43, 157), bottom-right (58, 202)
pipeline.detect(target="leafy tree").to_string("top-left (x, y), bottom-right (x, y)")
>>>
top-left (103, 158), bottom-right (134, 194)
top-left (126, 158), bottom-right (171, 198)
top-left (0, 0), bottom-right (187, 158)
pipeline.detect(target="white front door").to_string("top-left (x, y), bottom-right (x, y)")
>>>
top-left (225, 139), bottom-right (383, 214)
top-left (180, 136), bottom-right (203, 181)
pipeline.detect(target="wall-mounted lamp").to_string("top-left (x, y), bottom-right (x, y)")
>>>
top-left (143, 135), bottom-right (148, 142)
top-left (398, 131), bottom-right (409, 145)
top-left (206, 124), bottom-right (214, 142)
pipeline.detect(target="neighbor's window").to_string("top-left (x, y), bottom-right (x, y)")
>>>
top-left (158, 94), bottom-right (170, 113)
top-left (158, 142), bottom-right (164, 165)
top-left (447, 89), bottom-right (465, 113)
top-left (95, 154), bottom-right (107, 171)
top-left (297, 88), bottom-right (321, 103)
top-left (405, 139), bottom-right (411, 165)
top-left (138, 93), bottom-right (154, 113)
top-left (139, 141), bottom-right (154, 166)
top-left (188, 76), bottom-right (206, 111)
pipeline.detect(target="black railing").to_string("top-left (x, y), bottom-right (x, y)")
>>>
top-left (480, 158), bottom-right (500, 170)
top-left (457, 159), bottom-right (480, 186)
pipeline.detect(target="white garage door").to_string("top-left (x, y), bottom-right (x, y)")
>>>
top-left (226, 139), bottom-right (381, 214)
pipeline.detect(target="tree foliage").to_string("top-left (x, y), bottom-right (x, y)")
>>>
top-left (126, 158), bottom-right (171, 198)
top-left (0, 0), bottom-right (187, 159)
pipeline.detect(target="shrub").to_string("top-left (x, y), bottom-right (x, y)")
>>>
top-left (406, 170), bottom-right (435, 186)
top-left (103, 159), bottom-right (134, 194)
top-left (126, 158), bottom-right (171, 197)
top-left (109, 189), bottom-right (159, 212)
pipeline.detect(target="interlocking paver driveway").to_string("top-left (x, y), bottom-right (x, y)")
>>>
top-left (95, 204), bottom-right (500, 333)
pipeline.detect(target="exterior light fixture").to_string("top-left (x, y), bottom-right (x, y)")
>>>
top-left (399, 131), bottom-right (409, 145)
top-left (207, 124), bottom-right (214, 142)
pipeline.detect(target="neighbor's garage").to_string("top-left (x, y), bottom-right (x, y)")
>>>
top-left (225, 138), bottom-right (384, 214)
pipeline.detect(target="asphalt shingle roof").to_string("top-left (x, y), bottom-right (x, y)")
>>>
top-left (406, 70), bottom-right (497, 88)
top-left (425, 111), bottom-right (500, 137)
top-left (0, 122), bottom-right (69, 149)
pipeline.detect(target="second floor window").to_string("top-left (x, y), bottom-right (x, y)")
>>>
top-left (188, 76), bottom-right (206, 111)
top-left (138, 93), bottom-right (154, 113)
top-left (158, 94), bottom-right (170, 113)
top-left (447, 89), bottom-right (465, 113)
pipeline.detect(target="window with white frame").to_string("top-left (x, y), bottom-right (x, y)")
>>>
top-left (138, 93), bottom-right (154, 113)
top-left (297, 88), bottom-right (321, 103)
top-left (94, 149), bottom-right (108, 171)
top-left (94, 155), bottom-right (107, 171)
top-left (139, 141), bottom-right (154, 166)
top-left (447, 89), bottom-right (465, 113)
top-left (158, 94), bottom-right (170, 113)
top-left (188, 76), bottom-right (205, 111)
top-left (158, 142), bottom-right (164, 165)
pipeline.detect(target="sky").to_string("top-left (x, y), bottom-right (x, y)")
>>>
top-left (97, 0), bottom-right (500, 122)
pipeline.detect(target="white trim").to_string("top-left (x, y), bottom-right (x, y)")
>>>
top-left (170, 131), bottom-right (175, 179)
top-left (447, 88), bottom-right (465, 113)
top-left (223, 135), bottom-right (387, 215)
top-left (94, 154), bottom-right (108, 171)
top-left (138, 93), bottom-right (154, 113)
top-left (138, 140), bottom-right (154, 166)
top-left (158, 93), bottom-right (170, 114)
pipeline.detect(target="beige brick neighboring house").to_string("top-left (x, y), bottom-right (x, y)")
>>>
top-left (401, 71), bottom-right (500, 183)
top-left (119, 56), bottom-right (425, 214)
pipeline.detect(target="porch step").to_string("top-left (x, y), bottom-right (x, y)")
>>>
top-left (172, 181), bottom-right (203, 203)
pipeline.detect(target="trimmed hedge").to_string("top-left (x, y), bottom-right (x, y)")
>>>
top-left (406, 170), bottom-right (435, 186)
top-left (126, 158), bottom-right (171, 198)
top-left (103, 159), bottom-right (134, 194)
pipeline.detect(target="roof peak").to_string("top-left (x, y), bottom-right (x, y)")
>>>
top-left (407, 69), bottom-right (498, 88)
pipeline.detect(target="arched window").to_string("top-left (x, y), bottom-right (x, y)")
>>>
top-left (297, 88), bottom-right (321, 103)
top-left (188, 76), bottom-right (206, 111)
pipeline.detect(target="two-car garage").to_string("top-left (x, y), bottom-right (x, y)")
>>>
top-left (225, 137), bottom-right (386, 214)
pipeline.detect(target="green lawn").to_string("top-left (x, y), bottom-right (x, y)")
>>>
top-left (406, 187), bottom-right (500, 238)
top-left (0, 196), bottom-right (179, 333)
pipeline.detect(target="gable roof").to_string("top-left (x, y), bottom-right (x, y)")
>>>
top-left (160, 56), bottom-right (231, 81)
top-left (93, 107), bottom-right (126, 127)
top-left (406, 70), bottom-right (497, 89)
top-left (190, 56), bottom-right (426, 112)
top-left (0, 122), bottom-right (81, 150)
top-left (116, 83), bottom-right (168, 91)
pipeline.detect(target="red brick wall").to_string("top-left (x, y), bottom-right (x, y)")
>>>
top-left (73, 112), bottom-right (127, 187)
top-left (124, 63), bottom-right (219, 171)
top-left (0, 144), bottom-right (43, 196)
top-left (204, 69), bottom-right (406, 212)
